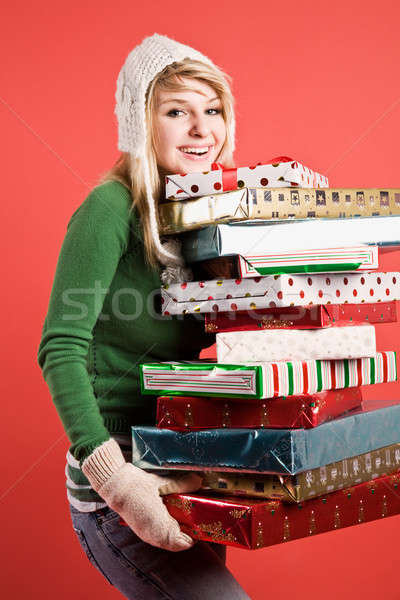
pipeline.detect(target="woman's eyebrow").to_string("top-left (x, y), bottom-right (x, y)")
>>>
top-left (159, 96), bottom-right (220, 106)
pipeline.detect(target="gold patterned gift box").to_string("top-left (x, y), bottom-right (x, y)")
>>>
top-left (162, 473), bottom-right (400, 549)
top-left (158, 187), bottom-right (400, 235)
top-left (201, 443), bottom-right (400, 502)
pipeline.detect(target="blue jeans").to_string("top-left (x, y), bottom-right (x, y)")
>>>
top-left (69, 503), bottom-right (251, 599)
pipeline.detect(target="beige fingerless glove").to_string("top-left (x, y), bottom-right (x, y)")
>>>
top-left (82, 438), bottom-right (202, 552)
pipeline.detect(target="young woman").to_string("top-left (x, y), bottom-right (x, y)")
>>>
top-left (37, 34), bottom-right (250, 599)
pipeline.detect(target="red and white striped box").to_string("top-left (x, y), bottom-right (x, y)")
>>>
top-left (140, 352), bottom-right (397, 399)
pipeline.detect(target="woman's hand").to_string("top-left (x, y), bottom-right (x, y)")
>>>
top-left (82, 438), bottom-right (202, 552)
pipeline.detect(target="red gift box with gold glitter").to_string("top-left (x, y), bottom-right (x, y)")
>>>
top-left (162, 473), bottom-right (400, 549)
top-left (156, 387), bottom-right (362, 430)
top-left (204, 302), bottom-right (397, 333)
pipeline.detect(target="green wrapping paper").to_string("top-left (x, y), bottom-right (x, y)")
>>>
top-left (139, 353), bottom-right (397, 399)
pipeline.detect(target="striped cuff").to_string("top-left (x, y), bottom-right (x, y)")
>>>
top-left (81, 438), bottom-right (126, 491)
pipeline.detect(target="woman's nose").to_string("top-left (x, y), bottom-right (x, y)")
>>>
top-left (189, 112), bottom-right (210, 137)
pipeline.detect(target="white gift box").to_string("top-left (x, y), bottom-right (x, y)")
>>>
top-left (161, 272), bottom-right (400, 315)
top-left (216, 325), bottom-right (376, 363)
top-left (165, 158), bottom-right (328, 200)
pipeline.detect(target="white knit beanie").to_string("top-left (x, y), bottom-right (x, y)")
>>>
top-left (114, 33), bottom-right (235, 268)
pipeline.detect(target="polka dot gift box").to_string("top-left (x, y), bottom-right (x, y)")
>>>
top-left (165, 157), bottom-right (328, 200)
top-left (160, 272), bottom-right (400, 315)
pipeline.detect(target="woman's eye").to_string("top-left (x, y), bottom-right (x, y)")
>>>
top-left (166, 108), bottom-right (222, 117)
top-left (167, 109), bottom-right (185, 117)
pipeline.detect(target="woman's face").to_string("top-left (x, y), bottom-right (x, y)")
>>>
top-left (152, 78), bottom-right (227, 176)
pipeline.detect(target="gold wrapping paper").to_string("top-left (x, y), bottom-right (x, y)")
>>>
top-left (159, 188), bottom-right (249, 234)
top-left (159, 187), bottom-right (400, 235)
top-left (202, 442), bottom-right (400, 503)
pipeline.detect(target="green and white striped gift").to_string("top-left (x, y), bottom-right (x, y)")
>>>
top-left (237, 245), bottom-right (378, 277)
top-left (139, 352), bottom-right (397, 400)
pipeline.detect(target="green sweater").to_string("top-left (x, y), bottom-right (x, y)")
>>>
top-left (37, 180), bottom-right (213, 466)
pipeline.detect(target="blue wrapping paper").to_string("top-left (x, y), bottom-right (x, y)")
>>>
top-left (131, 399), bottom-right (400, 475)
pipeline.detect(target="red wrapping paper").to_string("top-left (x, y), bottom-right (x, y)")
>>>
top-left (156, 387), bottom-right (363, 430)
top-left (163, 473), bottom-right (400, 549)
top-left (204, 302), bottom-right (397, 333)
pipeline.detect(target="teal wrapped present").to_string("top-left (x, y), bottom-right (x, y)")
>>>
top-left (131, 399), bottom-right (400, 476)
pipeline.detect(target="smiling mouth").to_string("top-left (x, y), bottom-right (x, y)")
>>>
top-left (178, 145), bottom-right (213, 158)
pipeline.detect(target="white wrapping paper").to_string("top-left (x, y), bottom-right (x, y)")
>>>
top-left (161, 272), bottom-right (400, 315)
top-left (216, 325), bottom-right (377, 363)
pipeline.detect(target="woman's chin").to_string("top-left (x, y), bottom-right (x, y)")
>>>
top-left (159, 156), bottom-right (218, 177)
top-left (176, 158), bottom-right (216, 174)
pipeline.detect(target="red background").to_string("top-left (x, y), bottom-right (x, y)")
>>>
top-left (2, 1), bottom-right (400, 598)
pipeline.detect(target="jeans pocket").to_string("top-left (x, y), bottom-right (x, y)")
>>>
top-left (73, 526), bottom-right (113, 585)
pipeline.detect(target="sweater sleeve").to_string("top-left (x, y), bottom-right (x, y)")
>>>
top-left (37, 182), bottom-right (134, 464)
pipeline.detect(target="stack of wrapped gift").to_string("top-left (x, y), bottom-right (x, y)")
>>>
top-left (132, 158), bottom-right (400, 549)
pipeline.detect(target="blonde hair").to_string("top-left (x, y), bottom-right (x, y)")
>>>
top-left (98, 58), bottom-right (235, 267)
